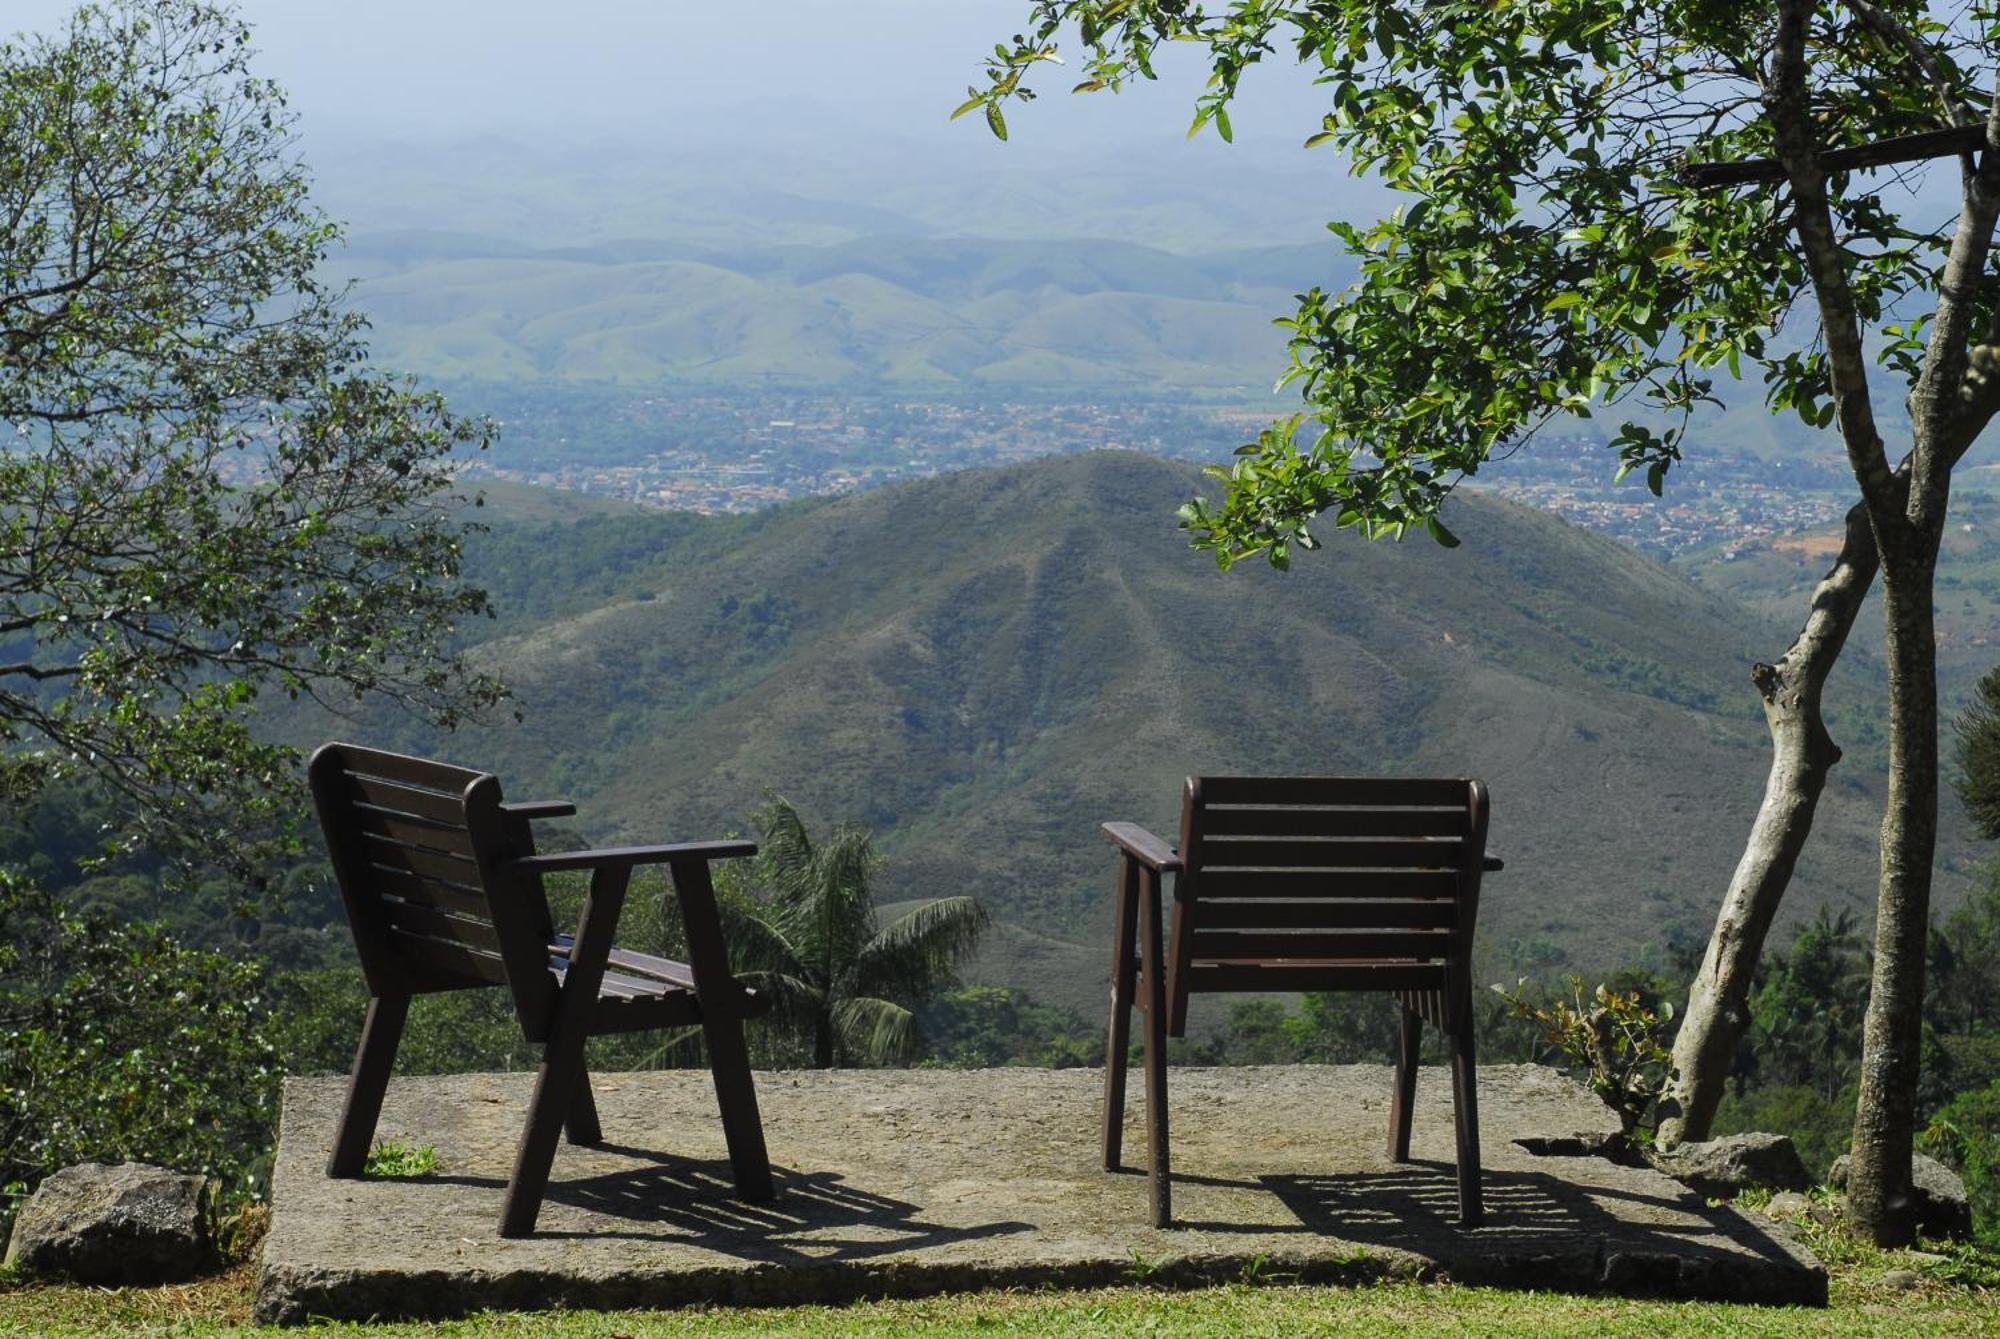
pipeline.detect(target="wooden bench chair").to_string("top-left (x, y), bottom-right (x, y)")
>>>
top-left (308, 741), bottom-right (774, 1237)
top-left (1100, 775), bottom-right (1501, 1228)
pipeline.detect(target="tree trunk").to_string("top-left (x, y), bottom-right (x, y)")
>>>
top-left (814, 1014), bottom-right (836, 1069)
top-left (1848, 532), bottom-right (1943, 1246)
top-left (1657, 503), bottom-right (1877, 1148)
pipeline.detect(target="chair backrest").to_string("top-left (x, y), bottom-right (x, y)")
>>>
top-left (1167, 775), bottom-right (1488, 1032)
top-left (308, 742), bottom-right (558, 1036)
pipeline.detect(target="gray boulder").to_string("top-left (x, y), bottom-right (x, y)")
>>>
top-left (4, 1162), bottom-right (214, 1284)
top-left (1828, 1152), bottom-right (1972, 1241)
top-left (1650, 1132), bottom-right (1810, 1199)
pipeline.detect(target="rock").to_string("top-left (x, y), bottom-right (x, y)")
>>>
top-left (1881, 1268), bottom-right (1924, 1292)
top-left (1650, 1133), bottom-right (1811, 1199)
top-left (1827, 1153), bottom-right (1971, 1241)
top-left (4, 1162), bottom-right (214, 1284)
top-left (1762, 1190), bottom-right (1812, 1222)
top-left (1911, 1154), bottom-right (1973, 1241)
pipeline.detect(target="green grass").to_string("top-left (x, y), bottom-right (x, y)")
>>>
top-left (362, 1141), bottom-right (439, 1179)
top-left (2, 1258), bottom-right (1997, 1337)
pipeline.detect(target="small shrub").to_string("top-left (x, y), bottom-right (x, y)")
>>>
top-left (1495, 975), bottom-right (1674, 1145)
top-left (362, 1140), bottom-right (439, 1179)
top-left (0, 870), bottom-right (280, 1228)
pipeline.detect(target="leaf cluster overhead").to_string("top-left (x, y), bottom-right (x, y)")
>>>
top-left (961, 1), bottom-right (1999, 565)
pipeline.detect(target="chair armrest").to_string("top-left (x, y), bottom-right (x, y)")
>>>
top-left (509, 840), bottom-right (757, 873)
top-left (1101, 822), bottom-right (1181, 873)
top-left (1483, 854), bottom-right (1505, 873)
top-left (500, 800), bottom-right (577, 821)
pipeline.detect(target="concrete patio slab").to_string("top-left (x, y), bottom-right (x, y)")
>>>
top-left (255, 1064), bottom-right (1826, 1323)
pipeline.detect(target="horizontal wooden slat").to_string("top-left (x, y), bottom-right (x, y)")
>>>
top-left (334, 746), bottom-right (480, 792)
top-left (1187, 962), bottom-right (1449, 993)
top-left (383, 898), bottom-right (500, 953)
top-left (362, 862), bottom-right (489, 917)
top-left (352, 807), bottom-right (476, 857)
top-left (359, 832), bottom-right (480, 883)
top-left (387, 928), bottom-right (508, 985)
top-left (1195, 868), bottom-right (1462, 899)
top-left (1198, 776), bottom-right (1469, 807)
top-left (344, 773), bottom-right (466, 824)
top-left (549, 935), bottom-right (698, 991)
top-left (1199, 805), bottom-right (1465, 838)
top-left (1193, 897), bottom-right (1458, 930)
top-left (1190, 930), bottom-right (1454, 961)
top-left (596, 969), bottom-right (676, 999)
top-left (1201, 837), bottom-right (1463, 870)
top-left (547, 957), bottom-right (693, 1002)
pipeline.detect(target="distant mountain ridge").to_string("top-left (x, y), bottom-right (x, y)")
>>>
top-left (330, 232), bottom-right (1349, 391)
top-left (292, 453), bottom-right (1945, 1016)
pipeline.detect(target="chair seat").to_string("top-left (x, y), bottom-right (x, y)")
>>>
top-left (547, 935), bottom-right (771, 1034)
top-left (1190, 956), bottom-right (1447, 967)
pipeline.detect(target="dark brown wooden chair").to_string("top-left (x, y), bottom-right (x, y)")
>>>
top-left (308, 741), bottom-right (774, 1237)
top-left (1100, 775), bottom-right (1501, 1229)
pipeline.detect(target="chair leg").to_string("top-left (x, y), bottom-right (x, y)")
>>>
top-left (502, 863), bottom-right (628, 1237)
top-left (566, 1062), bottom-right (603, 1146)
top-left (1102, 855), bottom-right (1140, 1171)
top-left (1138, 866), bottom-right (1171, 1228)
top-left (501, 1019), bottom-right (593, 1237)
top-left (701, 1007), bottom-right (774, 1203)
top-left (1388, 1004), bottom-right (1420, 1163)
top-left (1449, 1012), bottom-right (1483, 1226)
top-left (326, 994), bottom-right (410, 1178)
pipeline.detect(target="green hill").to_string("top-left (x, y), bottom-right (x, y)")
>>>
top-left (297, 453), bottom-right (1941, 1016)
top-left (332, 234), bottom-right (1321, 392)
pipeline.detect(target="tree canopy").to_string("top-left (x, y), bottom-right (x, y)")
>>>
top-left (0, 1), bottom-right (502, 872)
top-left (961, 2), bottom-right (1998, 562)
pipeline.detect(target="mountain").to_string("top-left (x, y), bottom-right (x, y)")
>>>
top-left (296, 453), bottom-right (1956, 1017)
top-left (328, 234), bottom-right (1340, 391)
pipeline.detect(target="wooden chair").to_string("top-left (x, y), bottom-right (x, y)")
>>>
top-left (1100, 776), bottom-right (1501, 1229)
top-left (308, 741), bottom-right (774, 1237)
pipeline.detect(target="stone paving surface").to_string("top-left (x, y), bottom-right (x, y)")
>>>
top-left (256, 1064), bottom-right (1826, 1323)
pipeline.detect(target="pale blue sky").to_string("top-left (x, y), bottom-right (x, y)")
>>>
top-left (2, 0), bottom-right (1326, 147)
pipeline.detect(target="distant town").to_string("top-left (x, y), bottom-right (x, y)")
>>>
top-left (460, 388), bottom-right (1864, 557)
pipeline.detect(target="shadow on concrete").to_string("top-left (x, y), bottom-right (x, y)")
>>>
top-left (442, 1145), bottom-right (1035, 1264)
top-left (1159, 1159), bottom-right (1814, 1299)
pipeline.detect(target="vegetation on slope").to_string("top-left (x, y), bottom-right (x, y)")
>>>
top-left (319, 451), bottom-right (1919, 1006)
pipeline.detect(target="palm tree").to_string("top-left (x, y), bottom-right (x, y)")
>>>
top-left (729, 796), bottom-right (989, 1068)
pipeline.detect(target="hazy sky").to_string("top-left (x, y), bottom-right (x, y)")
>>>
top-left (2, 0), bottom-right (1327, 148)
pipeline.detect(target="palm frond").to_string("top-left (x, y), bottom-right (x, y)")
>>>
top-left (754, 793), bottom-right (821, 909)
top-left (853, 895), bottom-right (990, 1002)
top-left (803, 822), bottom-right (881, 981)
top-left (832, 994), bottom-right (919, 1066)
top-left (719, 898), bottom-right (809, 980)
